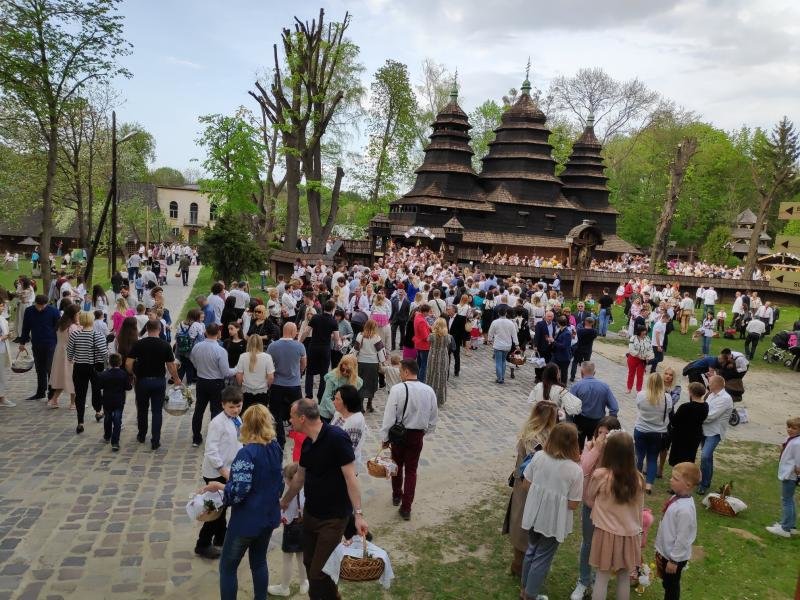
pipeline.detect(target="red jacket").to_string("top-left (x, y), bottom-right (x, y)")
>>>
top-left (413, 312), bottom-right (431, 350)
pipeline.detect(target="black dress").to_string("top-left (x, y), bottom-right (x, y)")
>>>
top-left (668, 401), bottom-right (710, 466)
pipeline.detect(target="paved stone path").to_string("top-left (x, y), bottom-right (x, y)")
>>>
top-left (0, 280), bottom-right (784, 599)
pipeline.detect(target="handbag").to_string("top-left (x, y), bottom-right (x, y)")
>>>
top-left (387, 383), bottom-right (409, 445)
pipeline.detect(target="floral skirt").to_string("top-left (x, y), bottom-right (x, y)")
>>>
top-left (589, 528), bottom-right (641, 572)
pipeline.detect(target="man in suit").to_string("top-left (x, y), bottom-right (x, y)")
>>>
top-left (533, 310), bottom-right (556, 364)
top-left (446, 304), bottom-right (466, 377)
top-left (573, 302), bottom-right (592, 330)
top-left (390, 288), bottom-right (410, 351)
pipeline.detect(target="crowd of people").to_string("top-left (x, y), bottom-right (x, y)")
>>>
top-left (480, 252), bottom-right (767, 280)
top-left (0, 242), bottom-right (797, 600)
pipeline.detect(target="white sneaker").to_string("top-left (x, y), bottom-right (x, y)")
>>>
top-left (299, 580), bottom-right (309, 594)
top-left (772, 523), bottom-right (800, 535)
top-left (0, 399), bottom-right (16, 407)
top-left (267, 583), bottom-right (290, 597)
top-left (766, 524), bottom-right (791, 538)
top-left (570, 582), bottom-right (588, 600)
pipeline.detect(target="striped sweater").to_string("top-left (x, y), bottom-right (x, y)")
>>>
top-left (67, 329), bottom-right (109, 365)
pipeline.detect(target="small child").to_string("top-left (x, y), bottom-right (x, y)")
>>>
top-left (766, 416), bottom-right (800, 538)
top-left (586, 430), bottom-right (644, 600)
top-left (654, 462), bottom-right (702, 600)
top-left (93, 309), bottom-right (109, 340)
top-left (468, 310), bottom-right (482, 350)
top-left (196, 386), bottom-right (244, 559)
top-left (268, 463), bottom-right (309, 597)
top-left (383, 354), bottom-right (403, 390)
top-left (715, 309), bottom-right (727, 332)
top-left (98, 353), bottom-right (132, 451)
top-left (82, 293), bottom-right (93, 312)
top-left (134, 273), bottom-right (144, 300)
top-left (520, 422), bottom-right (583, 600)
top-left (134, 303), bottom-right (148, 334)
top-left (156, 308), bottom-right (169, 342)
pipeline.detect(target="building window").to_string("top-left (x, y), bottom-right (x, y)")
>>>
top-left (169, 201), bottom-right (178, 219)
top-left (210, 203), bottom-right (218, 221)
top-left (517, 210), bottom-right (530, 229)
top-left (544, 214), bottom-right (555, 232)
top-left (171, 227), bottom-right (180, 238)
top-left (189, 202), bottom-right (198, 225)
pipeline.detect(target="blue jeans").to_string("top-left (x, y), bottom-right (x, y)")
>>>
top-left (521, 530), bottom-right (560, 597)
top-left (416, 350), bottom-right (429, 383)
top-left (701, 335), bottom-right (711, 355)
top-left (634, 429), bottom-right (663, 485)
top-left (578, 503), bottom-right (594, 586)
top-left (219, 527), bottom-right (273, 600)
top-left (650, 348), bottom-right (664, 372)
top-left (494, 349), bottom-right (508, 382)
top-left (103, 406), bottom-right (124, 444)
top-left (780, 478), bottom-right (797, 532)
top-left (700, 434), bottom-right (721, 489)
top-left (135, 377), bottom-right (166, 444)
top-left (598, 308), bottom-right (610, 336)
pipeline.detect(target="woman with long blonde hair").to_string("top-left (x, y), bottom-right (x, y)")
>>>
top-left (235, 334), bottom-right (275, 412)
top-left (201, 401), bottom-right (282, 600)
top-left (426, 317), bottom-right (452, 408)
top-left (319, 354), bottom-right (363, 420)
top-left (504, 401), bottom-right (559, 576)
top-left (633, 372), bottom-right (672, 493)
top-left (352, 319), bottom-right (385, 413)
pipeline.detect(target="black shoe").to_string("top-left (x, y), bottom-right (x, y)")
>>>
top-left (76, 424), bottom-right (84, 434)
top-left (365, 532), bottom-right (374, 542)
top-left (151, 441), bottom-right (161, 451)
top-left (95, 412), bottom-right (103, 422)
top-left (25, 394), bottom-right (43, 401)
top-left (399, 509), bottom-right (411, 521)
top-left (192, 440), bottom-right (201, 448)
top-left (137, 434), bottom-right (146, 444)
top-left (392, 497), bottom-right (401, 506)
top-left (112, 444), bottom-right (120, 452)
top-left (194, 545), bottom-right (221, 559)
top-left (454, 372), bottom-right (459, 377)
top-left (103, 437), bottom-right (110, 444)
top-left (696, 486), bottom-right (708, 496)
top-left (509, 370), bottom-right (515, 379)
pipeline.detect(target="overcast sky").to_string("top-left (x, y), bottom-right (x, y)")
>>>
top-left (116, 0), bottom-right (800, 172)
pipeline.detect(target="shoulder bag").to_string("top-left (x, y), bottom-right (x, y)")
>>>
top-left (387, 383), bottom-right (409, 445)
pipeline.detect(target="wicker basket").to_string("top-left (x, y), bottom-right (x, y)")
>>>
top-left (340, 537), bottom-right (385, 582)
top-left (709, 482), bottom-right (737, 517)
top-left (197, 506), bottom-right (224, 522)
top-left (164, 386), bottom-right (194, 416)
top-left (367, 449), bottom-right (397, 479)
top-left (11, 347), bottom-right (34, 373)
top-left (509, 350), bottom-right (525, 366)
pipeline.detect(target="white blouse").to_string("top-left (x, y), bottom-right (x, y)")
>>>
top-left (331, 411), bottom-right (368, 472)
top-left (521, 452), bottom-right (583, 543)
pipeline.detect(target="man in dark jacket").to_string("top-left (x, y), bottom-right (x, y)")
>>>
top-left (19, 294), bottom-right (59, 400)
top-left (446, 304), bottom-right (466, 377)
top-left (570, 317), bottom-right (598, 382)
top-left (533, 310), bottom-right (556, 364)
top-left (390, 288), bottom-right (410, 351)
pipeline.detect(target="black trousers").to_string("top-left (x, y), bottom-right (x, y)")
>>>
top-left (661, 558), bottom-right (687, 600)
top-left (197, 475), bottom-right (227, 549)
top-left (744, 333), bottom-right (761, 359)
top-left (302, 513), bottom-right (349, 600)
top-left (181, 269), bottom-right (189, 286)
top-left (305, 344), bottom-right (331, 400)
top-left (192, 378), bottom-right (224, 444)
top-left (573, 414), bottom-right (601, 452)
top-left (242, 391), bottom-right (269, 413)
top-left (390, 319), bottom-right (407, 350)
top-left (72, 362), bottom-right (102, 425)
top-left (32, 343), bottom-right (55, 399)
top-left (570, 348), bottom-right (592, 381)
top-left (269, 384), bottom-right (302, 448)
top-left (448, 343), bottom-right (460, 376)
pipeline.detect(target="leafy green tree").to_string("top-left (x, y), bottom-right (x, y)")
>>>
top-left (200, 213), bottom-right (265, 283)
top-left (149, 167), bottom-right (185, 187)
top-left (363, 60), bottom-right (418, 202)
top-left (699, 225), bottom-right (735, 264)
top-left (0, 0), bottom-right (131, 289)
top-left (469, 100), bottom-right (504, 171)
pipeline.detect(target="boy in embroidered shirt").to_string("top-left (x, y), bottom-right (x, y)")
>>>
top-left (766, 416), bottom-right (800, 538)
top-left (655, 462), bottom-right (701, 600)
top-left (196, 386), bottom-right (244, 559)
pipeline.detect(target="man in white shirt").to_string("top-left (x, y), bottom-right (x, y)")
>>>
top-left (229, 281), bottom-right (250, 318)
top-left (744, 317), bottom-right (766, 360)
top-left (694, 286), bottom-right (705, 309)
top-left (347, 287), bottom-right (370, 316)
top-left (702, 286), bottom-right (718, 315)
top-left (206, 282), bottom-right (226, 325)
top-left (379, 359), bottom-right (438, 520)
top-left (487, 306), bottom-right (519, 384)
top-left (281, 283), bottom-right (297, 321)
top-left (698, 375), bottom-right (733, 494)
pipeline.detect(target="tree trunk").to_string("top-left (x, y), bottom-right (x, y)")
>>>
top-left (283, 145), bottom-right (301, 252)
top-left (650, 137), bottom-right (697, 266)
top-left (41, 124), bottom-right (59, 291)
top-left (742, 192), bottom-right (770, 280)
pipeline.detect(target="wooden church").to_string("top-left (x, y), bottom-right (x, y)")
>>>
top-left (384, 73), bottom-right (639, 261)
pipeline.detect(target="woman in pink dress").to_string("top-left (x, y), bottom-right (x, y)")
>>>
top-left (111, 298), bottom-right (134, 335)
top-left (48, 304), bottom-right (81, 409)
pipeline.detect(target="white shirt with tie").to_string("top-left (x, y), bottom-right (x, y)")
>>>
top-left (202, 411), bottom-right (244, 479)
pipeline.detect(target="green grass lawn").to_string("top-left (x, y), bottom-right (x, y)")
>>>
top-left (598, 304), bottom-right (800, 372)
top-left (340, 441), bottom-right (797, 599)
top-left (0, 256), bottom-right (116, 295)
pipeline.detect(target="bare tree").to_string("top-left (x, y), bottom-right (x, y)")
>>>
top-left (650, 137), bottom-right (698, 266)
top-left (550, 67), bottom-right (659, 143)
top-left (742, 117), bottom-right (799, 279)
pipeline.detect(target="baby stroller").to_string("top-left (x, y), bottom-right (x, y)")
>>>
top-left (762, 330), bottom-right (792, 366)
